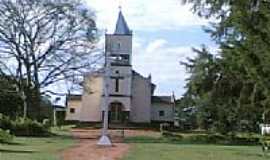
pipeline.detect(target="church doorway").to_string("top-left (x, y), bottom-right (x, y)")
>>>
top-left (109, 102), bottom-right (123, 123)
top-left (108, 102), bottom-right (129, 123)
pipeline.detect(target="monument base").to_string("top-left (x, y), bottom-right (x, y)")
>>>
top-left (97, 135), bottom-right (112, 146)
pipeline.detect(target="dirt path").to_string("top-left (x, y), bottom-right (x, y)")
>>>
top-left (61, 128), bottom-right (160, 160)
top-left (61, 129), bottom-right (130, 160)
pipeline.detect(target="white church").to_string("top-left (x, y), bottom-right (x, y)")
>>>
top-left (66, 10), bottom-right (175, 124)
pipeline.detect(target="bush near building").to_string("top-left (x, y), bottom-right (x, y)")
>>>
top-left (0, 114), bottom-right (49, 136)
top-left (0, 128), bottom-right (13, 143)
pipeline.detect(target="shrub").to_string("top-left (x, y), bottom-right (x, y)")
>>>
top-left (183, 133), bottom-right (260, 145)
top-left (0, 114), bottom-right (49, 136)
top-left (13, 118), bottom-right (49, 136)
top-left (228, 135), bottom-right (260, 145)
top-left (187, 134), bottom-right (209, 143)
top-left (162, 131), bottom-right (183, 141)
top-left (125, 136), bottom-right (164, 143)
top-left (0, 114), bottom-right (15, 131)
top-left (206, 134), bottom-right (227, 143)
top-left (0, 128), bottom-right (13, 143)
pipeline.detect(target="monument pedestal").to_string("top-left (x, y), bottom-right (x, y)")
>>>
top-left (97, 135), bottom-right (112, 146)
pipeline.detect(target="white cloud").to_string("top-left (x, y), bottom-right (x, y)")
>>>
top-left (82, 0), bottom-right (215, 98)
top-left (146, 39), bottom-right (167, 53)
top-left (85, 0), bottom-right (209, 32)
top-left (133, 39), bottom-right (218, 97)
top-left (133, 39), bottom-right (191, 96)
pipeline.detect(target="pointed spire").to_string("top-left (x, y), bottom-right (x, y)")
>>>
top-left (114, 8), bottom-right (132, 35)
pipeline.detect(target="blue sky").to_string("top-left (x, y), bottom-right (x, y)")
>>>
top-left (85, 0), bottom-right (217, 98)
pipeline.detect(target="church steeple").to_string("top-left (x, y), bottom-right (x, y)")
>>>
top-left (105, 8), bottom-right (133, 66)
top-left (114, 9), bottom-right (132, 35)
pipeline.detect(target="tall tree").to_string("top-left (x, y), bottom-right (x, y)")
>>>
top-left (181, 0), bottom-right (270, 133)
top-left (0, 0), bottom-right (99, 120)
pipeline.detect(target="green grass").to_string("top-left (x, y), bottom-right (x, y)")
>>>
top-left (122, 136), bottom-right (270, 160)
top-left (0, 127), bottom-right (75, 160)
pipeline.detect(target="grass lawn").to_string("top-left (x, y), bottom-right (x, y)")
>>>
top-left (0, 127), bottom-right (75, 160)
top-left (122, 137), bottom-right (270, 160)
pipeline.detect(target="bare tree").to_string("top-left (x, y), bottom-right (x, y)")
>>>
top-left (0, 0), bottom-right (100, 120)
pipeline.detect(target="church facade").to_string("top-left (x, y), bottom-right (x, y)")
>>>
top-left (66, 11), bottom-right (175, 124)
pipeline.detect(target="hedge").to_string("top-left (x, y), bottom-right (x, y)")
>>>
top-left (0, 114), bottom-right (49, 136)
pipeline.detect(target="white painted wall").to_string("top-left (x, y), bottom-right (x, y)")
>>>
top-left (106, 34), bottom-right (132, 55)
top-left (151, 103), bottom-right (174, 122)
top-left (108, 66), bottom-right (132, 96)
top-left (101, 96), bottom-right (131, 111)
top-left (130, 73), bottom-right (152, 123)
top-left (65, 100), bottom-right (82, 121)
top-left (79, 75), bottom-right (103, 122)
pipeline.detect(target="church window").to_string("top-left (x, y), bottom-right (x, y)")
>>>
top-left (117, 42), bottom-right (121, 49)
top-left (159, 110), bottom-right (164, 117)
top-left (110, 54), bottom-right (130, 65)
top-left (70, 108), bottom-right (75, 113)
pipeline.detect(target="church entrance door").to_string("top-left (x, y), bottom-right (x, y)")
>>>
top-left (109, 102), bottom-right (123, 123)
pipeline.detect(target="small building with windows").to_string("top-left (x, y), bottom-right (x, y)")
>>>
top-left (65, 95), bottom-right (82, 121)
top-left (65, 10), bottom-right (175, 124)
top-left (151, 96), bottom-right (175, 123)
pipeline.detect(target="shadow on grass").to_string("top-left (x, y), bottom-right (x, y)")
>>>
top-left (124, 136), bottom-right (261, 146)
top-left (235, 152), bottom-right (270, 159)
top-left (0, 141), bottom-right (26, 146)
top-left (124, 136), bottom-right (188, 144)
top-left (49, 131), bottom-right (73, 140)
top-left (0, 149), bottom-right (37, 154)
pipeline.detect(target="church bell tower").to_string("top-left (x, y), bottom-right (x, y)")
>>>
top-left (104, 9), bottom-right (132, 122)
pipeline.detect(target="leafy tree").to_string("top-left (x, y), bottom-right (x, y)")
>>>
top-left (181, 47), bottom-right (224, 132)
top-left (181, 0), bottom-right (270, 133)
top-left (0, 75), bottom-right (22, 118)
top-left (176, 97), bottom-right (198, 130)
top-left (0, 0), bottom-right (99, 120)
